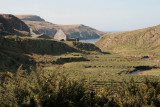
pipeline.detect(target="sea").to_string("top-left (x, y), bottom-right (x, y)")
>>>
top-left (79, 38), bottom-right (99, 43)
top-left (79, 31), bottom-right (122, 43)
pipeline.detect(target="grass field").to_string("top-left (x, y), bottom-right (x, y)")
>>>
top-left (42, 52), bottom-right (160, 82)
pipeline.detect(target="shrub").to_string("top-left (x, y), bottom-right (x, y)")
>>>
top-left (114, 78), bottom-right (160, 107)
top-left (0, 66), bottom-right (112, 107)
top-left (1, 67), bottom-right (160, 107)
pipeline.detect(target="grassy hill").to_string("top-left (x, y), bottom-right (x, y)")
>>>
top-left (15, 15), bottom-right (105, 39)
top-left (0, 36), bottom-right (101, 72)
top-left (95, 25), bottom-right (160, 55)
top-left (0, 36), bottom-right (74, 72)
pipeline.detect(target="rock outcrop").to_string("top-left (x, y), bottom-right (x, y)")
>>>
top-left (54, 24), bottom-right (104, 39)
top-left (0, 14), bottom-right (30, 36)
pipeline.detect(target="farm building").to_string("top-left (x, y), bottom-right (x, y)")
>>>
top-left (54, 29), bottom-right (79, 41)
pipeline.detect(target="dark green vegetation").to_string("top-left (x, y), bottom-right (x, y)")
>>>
top-left (1, 68), bottom-right (160, 107)
top-left (96, 25), bottom-right (160, 55)
top-left (73, 42), bottom-right (101, 52)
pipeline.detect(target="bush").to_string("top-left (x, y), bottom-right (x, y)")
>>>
top-left (114, 78), bottom-right (160, 107)
top-left (1, 67), bottom-right (160, 107)
top-left (0, 66), bottom-right (113, 107)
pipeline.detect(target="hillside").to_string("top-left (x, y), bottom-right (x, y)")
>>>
top-left (16, 15), bottom-right (105, 39)
top-left (0, 14), bottom-right (30, 36)
top-left (95, 25), bottom-right (160, 55)
top-left (0, 36), bottom-right (101, 72)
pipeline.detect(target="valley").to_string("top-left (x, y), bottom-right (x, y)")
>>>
top-left (1, 35), bottom-right (160, 82)
top-left (1, 14), bottom-right (160, 106)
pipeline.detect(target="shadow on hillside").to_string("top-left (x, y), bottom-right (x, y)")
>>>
top-left (102, 52), bottom-right (111, 54)
top-left (54, 57), bottom-right (90, 64)
top-left (0, 36), bottom-right (79, 56)
top-left (0, 48), bottom-right (37, 73)
top-left (0, 36), bottom-right (102, 72)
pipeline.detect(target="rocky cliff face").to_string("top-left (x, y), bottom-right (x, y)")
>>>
top-left (54, 24), bottom-right (104, 39)
top-left (0, 14), bottom-right (30, 36)
top-left (16, 15), bottom-right (105, 39)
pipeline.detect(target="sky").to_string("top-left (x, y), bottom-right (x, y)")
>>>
top-left (0, 0), bottom-right (160, 32)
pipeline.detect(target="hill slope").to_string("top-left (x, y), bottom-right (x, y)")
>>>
top-left (0, 14), bottom-right (30, 36)
top-left (16, 15), bottom-right (105, 39)
top-left (0, 36), bottom-right (77, 72)
top-left (0, 36), bottom-right (101, 72)
top-left (95, 25), bottom-right (160, 55)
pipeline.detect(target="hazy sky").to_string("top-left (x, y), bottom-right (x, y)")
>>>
top-left (0, 0), bottom-right (160, 31)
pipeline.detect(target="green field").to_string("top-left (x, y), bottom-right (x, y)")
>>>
top-left (42, 51), bottom-right (160, 82)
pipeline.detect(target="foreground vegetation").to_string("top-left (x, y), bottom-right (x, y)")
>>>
top-left (1, 67), bottom-right (160, 107)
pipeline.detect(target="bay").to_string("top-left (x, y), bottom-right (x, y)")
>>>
top-left (79, 38), bottom-right (99, 43)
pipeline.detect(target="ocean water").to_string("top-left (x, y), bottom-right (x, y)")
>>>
top-left (79, 31), bottom-right (122, 43)
top-left (79, 38), bottom-right (99, 43)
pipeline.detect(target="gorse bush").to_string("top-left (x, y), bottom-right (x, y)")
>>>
top-left (0, 67), bottom-right (160, 107)
top-left (0, 66), bottom-right (114, 107)
top-left (114, 78), bottom-right (160, 107)
top-left (0, 66), bottom-right (84, 106)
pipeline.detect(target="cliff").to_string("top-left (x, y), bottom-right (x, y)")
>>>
top-left (0, 14), bottom-right (30, 36)
top-left (16, 15), bottom-right (105, 39)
